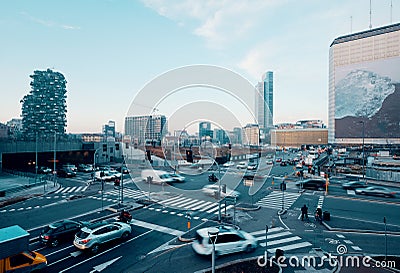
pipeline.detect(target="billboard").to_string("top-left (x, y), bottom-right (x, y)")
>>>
top-left (334, 56), bottom-right (400, 139)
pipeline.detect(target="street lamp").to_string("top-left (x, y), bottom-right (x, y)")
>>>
top-left (208, 227), bottom-right (219, 273)
top-left (358, 121), bottom-right (366, 182)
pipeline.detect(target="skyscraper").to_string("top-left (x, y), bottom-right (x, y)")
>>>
top-left (199, 121), bottom-right (213, 142)
top-left (329, 23), bottom-right (400, 145)
top-left (256, 71), bottom-right (273, 142)
top-left (20, 69), bottom-right (67, 139)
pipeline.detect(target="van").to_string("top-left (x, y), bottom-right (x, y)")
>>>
top-left (141, 169), bottom-right (174, 184)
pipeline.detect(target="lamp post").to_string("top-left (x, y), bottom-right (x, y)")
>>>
top-left (53, 131), bottom-right (57, 186)
top-left (208, 227), bottom-right (219, 273)
top-left (358, 121), bottom-right (366, 182)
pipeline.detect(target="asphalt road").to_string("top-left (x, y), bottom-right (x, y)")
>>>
top-left (1, 158), bottom-right (399, 272)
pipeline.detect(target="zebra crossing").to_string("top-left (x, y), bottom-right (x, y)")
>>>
top-left (53, 185), bottom-right (89, 195)
top-left (256, 191), bottom-right (301, 210)
top-left (100, 188), bottom-right (234, 218)
top-left (251, 227), bottom-right (312, 253)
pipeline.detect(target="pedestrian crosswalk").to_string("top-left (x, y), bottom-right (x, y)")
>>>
top-left (101, 188), bottom-right (233, 217)
top-left (53, 186), bottom-right (89, 195)
top-left (104, 188), bottom-right (148, 200)
top-left (251, 227), bottom-right (312, 253)
top-left (256, 191), bottom-right (301, 210)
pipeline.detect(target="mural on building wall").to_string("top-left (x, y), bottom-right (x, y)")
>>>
top-left (334, 56), bottom-right (400, 138)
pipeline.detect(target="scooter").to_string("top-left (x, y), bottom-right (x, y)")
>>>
top-left (117, 211), bottom-right (132, 224)
top-left (208, 174), bottom-right (219, 182)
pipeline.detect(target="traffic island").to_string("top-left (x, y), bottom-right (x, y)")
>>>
top-left (236, 203), bottom-right (261, 211)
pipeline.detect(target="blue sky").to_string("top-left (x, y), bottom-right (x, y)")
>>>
top-left (1, 0), bottom-right (399, 134)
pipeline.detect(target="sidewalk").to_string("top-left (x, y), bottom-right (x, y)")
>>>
top-left (0, 172), bottom-right (60, 206)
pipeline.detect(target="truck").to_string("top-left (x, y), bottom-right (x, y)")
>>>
top-left (0, 225), bottom-right (47, 273)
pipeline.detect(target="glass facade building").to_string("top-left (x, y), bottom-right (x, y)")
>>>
top-left (256, 71), bottom-right (273, 141)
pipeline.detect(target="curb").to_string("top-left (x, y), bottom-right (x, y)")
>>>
top-left (236, 203), bottom-right (261, 211)
top-left (178, 236), bottom-right (195, 243)
top-left (322, 221), bottom-right (400, 235)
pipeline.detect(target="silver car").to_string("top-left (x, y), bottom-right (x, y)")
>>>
top-left (74, 221), bottom-right (131, 254)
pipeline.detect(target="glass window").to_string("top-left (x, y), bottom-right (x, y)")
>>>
top-left (9, 253), bottom-right (33, 267)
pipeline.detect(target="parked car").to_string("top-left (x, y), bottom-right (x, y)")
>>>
top-left (62, 164), bottom-right (77, 172)
top-left (78, 164), bottom-right (93, 172)
top-left (266, 160), bottom-right (274, 165)
top-left (202, 184), bottom-right (240, 198)
top-left (74, 221), bottom-right (131, 254)
top-left (296, 179), bottom-right (326, 191)
top-left (38, 166), bottom-right (52, 174)
top-left (236, 162), bottom-right (248, 169)
top-left (342, 181), bottom-right (368, 190)
top-left (57, 168), bottom-right (77, 178)
top-left (40, 219), bottom-right (90, 247)
top-left (192, 226), bottom-right (257, 256)
top-left (355, 186), bottom-right (396, 198)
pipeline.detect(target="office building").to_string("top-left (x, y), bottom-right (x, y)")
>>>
top-left (103, 120), bottom-right (116, 138)
top-left (125, 115), bottom-right (167, 145)
top-left (329, 23), bottom-right (400, 145)
top-left (20, 69), bottom-right (67, 140)
top-left (271, 128), bottom-right (328, 148)
top-left (243, 124), bottom-right (259, 146)
top-left (256, 71), bottom-right (273, 141)
top-left (199, 121), bottom-right (213, 142)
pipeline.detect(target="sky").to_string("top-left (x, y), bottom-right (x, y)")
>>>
top-left (1, 0), bottom-right (399, 134)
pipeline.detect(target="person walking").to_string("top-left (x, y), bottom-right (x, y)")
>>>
top-left (301, 204), bottom-right (308, 221)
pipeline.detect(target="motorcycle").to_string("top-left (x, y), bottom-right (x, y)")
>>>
top-left (117, 211), bottom-right (132, 224)
top-left (208, 174), bottom-right (219, 182)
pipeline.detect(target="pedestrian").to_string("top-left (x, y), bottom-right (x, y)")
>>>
top-left (301, 204), bottom-right (308, 221)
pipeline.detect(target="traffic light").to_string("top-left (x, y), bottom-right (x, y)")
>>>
top-left (186, 150), bottom-right (193, 163)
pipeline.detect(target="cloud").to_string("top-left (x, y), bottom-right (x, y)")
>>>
top-left (141, 0), bottom-right (285, 49)
top-left (20, 11), bottom-right (80, 30)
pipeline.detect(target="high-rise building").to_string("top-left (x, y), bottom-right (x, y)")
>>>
top-left (199, 121), bottom-right (213, 142)
top-left (103, 120), bottom-right (116, 138)
top-left (329, 23), bottom-right (400, 145)
top-left (232, 127), bottom-right (242, 144)
top-left (20, 69), bottom-right (67, 139)
top-left (256, 71), bottom-right (274, 141)
top-left (243, 124), bottom-right (259, 146)
top-left (125, 115), bottom-right (167, 145)
top-left (214, 128), bottom-right (228, 145)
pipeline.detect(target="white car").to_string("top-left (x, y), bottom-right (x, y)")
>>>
top-left (168, 173), bottom-right (185, 182)
top-left (95, 170), bottom-right (115, 181)
top-left (192, 226), bottom-right (257, 256)
top-left (222, 161), bottom-right (235, 167)
top-left (202, 184), bottom-right (240, 198)
top-left (236, 162), bottom-right (248, 169)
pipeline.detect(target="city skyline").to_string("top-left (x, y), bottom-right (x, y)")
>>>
top-left (1, 1), bottom-right (399, 134)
